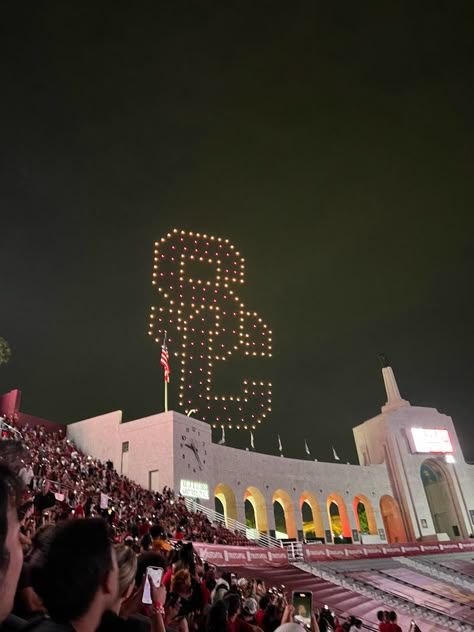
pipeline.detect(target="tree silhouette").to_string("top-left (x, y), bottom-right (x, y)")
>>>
top-left (0, 338), bottom-right (11, 366)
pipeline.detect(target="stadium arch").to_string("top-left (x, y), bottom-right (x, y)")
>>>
top-left (273, 489), bottom-right (297, 539)
top-left (380, 494), bottom-right (407, 543)
top-left (421, 459), bottom-right (465, 539)
top-left (300, 491), bottom-right (325, 540)
top-left (327, 492), bottom-right (351, 541)
top-left (244, 486), bottom-right (268, 533)
top-left (353, 494), bottom-right (378, 535)
top-left (214, 483), bottom-right (237, 524)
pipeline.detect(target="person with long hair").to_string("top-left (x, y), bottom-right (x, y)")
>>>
top-left (0, 442), bottom-right (25, 629)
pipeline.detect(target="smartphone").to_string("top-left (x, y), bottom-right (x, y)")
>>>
top-left (142, 566), bottom-right (164, 604)
top-left (292, 591), bottom-right (312, 629)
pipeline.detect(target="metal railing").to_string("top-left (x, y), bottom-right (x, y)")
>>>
top-left (184, 498), bottom-right (282, 548)
top-left (294, 560), bottom-right (473, 632)
top-left (398, 555), bottom-right (474, 592)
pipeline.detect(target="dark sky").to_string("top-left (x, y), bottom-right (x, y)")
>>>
top-left (1, 3), bottom-right (474, 463)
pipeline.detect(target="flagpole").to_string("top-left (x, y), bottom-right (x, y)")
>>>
top-left (164, 378), bottom-right (168, 413)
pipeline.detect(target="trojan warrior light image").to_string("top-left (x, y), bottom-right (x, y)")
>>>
top-left (148, 229), bottom-right (272, 430)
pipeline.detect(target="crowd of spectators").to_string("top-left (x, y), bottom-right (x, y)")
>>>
top-left (0, 425), bottom-right (419, 632)
top-left (3, 421), bottom-right (250, 547)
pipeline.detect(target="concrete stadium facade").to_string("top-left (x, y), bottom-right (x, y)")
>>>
top-left (65, 364), bottom-right (474, 544)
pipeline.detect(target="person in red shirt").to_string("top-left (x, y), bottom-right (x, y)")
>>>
top-left (377, 610), bottom-right (390, 632)
top-left (256, 595), bottom-right (270, 627)
top-left (224, 593), bottom-right (254, 632)
top-left (387, 611), bottom-right (402, 632)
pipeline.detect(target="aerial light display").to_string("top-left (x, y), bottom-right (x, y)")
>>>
top-left (148, 229), bottom-right (272, 430)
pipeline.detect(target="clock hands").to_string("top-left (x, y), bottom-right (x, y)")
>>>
top-left (184, 441), bottom-right (202, 470)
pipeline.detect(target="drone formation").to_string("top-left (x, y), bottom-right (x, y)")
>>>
top-left (148, 229), bottom-right (272, 430)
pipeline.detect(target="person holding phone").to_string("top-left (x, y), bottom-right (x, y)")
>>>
top-left (280, 603), bottom-right (320, 632)
top-left (118, 562), bottom-right (167, 632)
top-left (99, 545), bottom-right (151, 632)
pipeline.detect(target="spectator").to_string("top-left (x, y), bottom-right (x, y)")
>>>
top-left (377, 611), bottom-right (390, 632)
top-left (135, 552), bottom-right (167, 594)
top-left (13, 525), bottom-right (55, 620)
top-left (0, 445), bottom-right (24, 628)
top-left (151, 525), bottom-right (173, 553)
top-left (241, 598), bottom-right (258, 625)
top-left (387, 612), bottom-right (402, 632)
top-left (28, 518), bottom-right (120, 631)
top-left (223, 593), bottom-right (254, 632)
top-left (256, 595), bottom-right (270, 628)
top-left (206, 600), bottom-right (228, 632)
top-left (171, 569), bottom-right (192, 600)
top-left (99, 544), bottom-right (167, 632)
top-left (211, 572), bottom-right (230, 604)
top-left (164, 593), bottom-right (188, 632)
top-left (140, 534), bottom-right (153, 552)
top-left (33, 482), bottom-right (55, 517)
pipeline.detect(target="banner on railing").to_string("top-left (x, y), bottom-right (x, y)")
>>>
top-left (303, 540), bottom-right (474, 563)
top-left (193, 543), bottom-right (289, 567)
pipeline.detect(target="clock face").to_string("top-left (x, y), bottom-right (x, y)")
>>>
top-left (180, 431), bottom-right (206, 470)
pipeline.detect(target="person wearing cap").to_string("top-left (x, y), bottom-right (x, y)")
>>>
top-left (241, 598), bottom-right (258, 625)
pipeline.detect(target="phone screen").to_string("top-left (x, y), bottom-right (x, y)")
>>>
top-left (292, 591), bottom-right (312, 629)
top-left (142, 566), bottom-right (164, 604)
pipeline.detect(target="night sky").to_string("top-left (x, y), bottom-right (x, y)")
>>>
top-left (1, 3), bottom-right (474, 463)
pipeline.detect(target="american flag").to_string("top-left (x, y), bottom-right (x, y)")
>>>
top-left (160, 333), bottom-right (170, 383)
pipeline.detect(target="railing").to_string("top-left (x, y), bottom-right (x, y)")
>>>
top-left (398, 555), bottom-right (474, 592)
top-left (294, 560), bottom-right (472, 632)
top-left (184, 498), bottom-right (282, 548)
top-left (283, 540), bottom-right (304, 562)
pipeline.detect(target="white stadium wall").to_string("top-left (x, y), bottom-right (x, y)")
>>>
top-left (67, 365), bottom-right (474, 543)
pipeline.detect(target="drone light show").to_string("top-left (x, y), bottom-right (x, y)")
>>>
top-left (148, 229), bottom-right (272, 430)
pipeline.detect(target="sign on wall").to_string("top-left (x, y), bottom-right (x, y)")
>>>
top-left (180, 479), bottom-right (210, 499)
top-left (409, 428), bottom-right (454, 454)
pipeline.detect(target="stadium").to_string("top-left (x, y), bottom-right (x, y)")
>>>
top-left (1, 358), bottom-right (474, 631)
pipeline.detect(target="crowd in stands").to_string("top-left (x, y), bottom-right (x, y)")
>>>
top-left (0, 425), bottom-right (418, 632)
top-left (3, 421), bottom-right (250, 546)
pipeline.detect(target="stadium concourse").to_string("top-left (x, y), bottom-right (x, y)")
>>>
top-left (1, 412), bottom-right (474, 630)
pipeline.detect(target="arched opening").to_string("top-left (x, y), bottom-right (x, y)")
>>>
top-left (380, 495), bottom-right (407, 543)
top-left (214, 483), bottom-right (237, 524)
top-left (327, 493), bottom-right (352, 543)
top-left (215, 497), bottom-right (225, 515)
top-left (244, 486), bottom-right (268, 534)
top-left (353, 494), bottom-right (378, 535)
top-left (421, 460), bottom-right (465, 539)
top-left (245, 499), bottom-right (256, 529)
top-left (300, 491), bottom-right (325, 541)
top-left (273, 489), bottom-right (297, 539)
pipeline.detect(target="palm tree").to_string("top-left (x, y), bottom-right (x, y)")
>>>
top-left (0, 338), bottom-right (11, 366)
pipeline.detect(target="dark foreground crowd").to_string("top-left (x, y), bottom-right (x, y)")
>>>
top-left (0, 432), bottom-right (420, 632)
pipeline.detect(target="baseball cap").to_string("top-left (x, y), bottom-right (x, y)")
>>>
top-left (242, 598), bottom-right (258, 616)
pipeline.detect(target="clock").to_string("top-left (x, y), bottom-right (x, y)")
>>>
top-left (180, 431), bottom-right (206, 471)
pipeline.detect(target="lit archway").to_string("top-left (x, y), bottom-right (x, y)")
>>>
top-left (327, 493), bottom-right (351, 542)
top-left (380, 495), bottom-right (407, 543)
top-left (300, 491), bottom-right (325, 540)
top-left (273, 489), bottom-right (297, 539)
top-left (214, 483), bottom-right (237, 524)
top-left (244, 486), bottom-right (268, 533)
top-left (353, 494), bottom-right (377, 535)
top-left (215, 496), bottom-right (225, 515)
top-left (421, 460), bottom-right (465, 539)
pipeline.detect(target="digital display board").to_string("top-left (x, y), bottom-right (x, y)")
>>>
top-left (179, 479), bottom-right (210, 499)
top-left (410, 428), bottom-right (454, 454)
